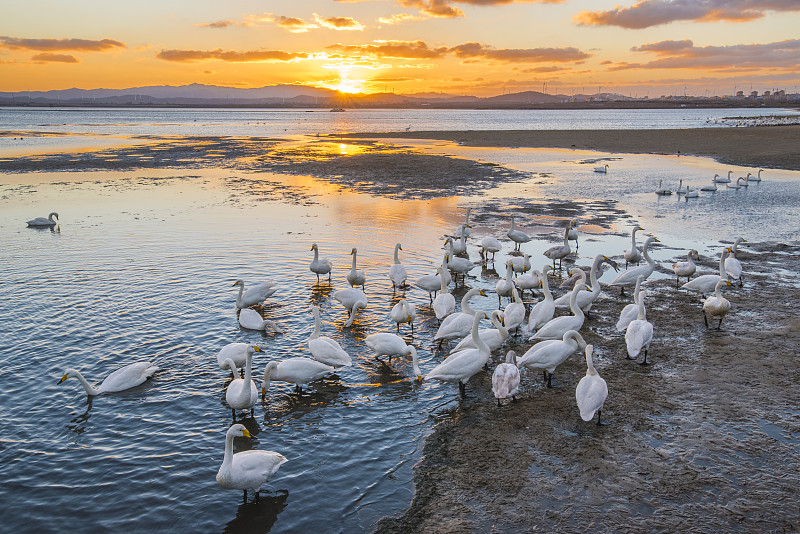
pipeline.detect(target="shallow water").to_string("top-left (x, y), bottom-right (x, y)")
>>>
top-left (1, 139), bottom-right (799, 533)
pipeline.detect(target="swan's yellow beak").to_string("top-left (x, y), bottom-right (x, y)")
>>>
top-left (232, 281), bottom-right (240, 287)
top-left (416, 375), bottom-right (424, 383)
top-left (261, 388), bottom-right (267, 396)
top-left (584, 285), bottom-right (591, 291)
top-left (253, 346), bottom-right (263, 352)
top-left (726, 281), bottom-right (732, 286)
top-left (242, 429), bottom-right (252, 438)
top-left (479, 290), bottom-right (487, 296)
top-left (58, 374), bottom-right (68, 384)
top-left (500, 316), bottom-right (505, 325)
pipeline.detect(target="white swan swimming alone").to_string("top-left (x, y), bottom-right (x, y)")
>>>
top-left (308, 305), bottom-right (352, 367)
top-left (681, 248), bottom-right (730, 295)
top-left (525, 266), bottom-right (555, 332)
top-left (433, 288), bottom-right (487, 344)
top-left (433, 265), bottom-right (456, 321)
top-left (27, 212), bottom-right (59, 227)
top-left (262, 357), bottom-right (335, 395)
top-left (703, 279), bottom-right (732, 329)
top-left (223, 345), bottom-right (262, 419)
top-left (333, 287), bottom-right (368, 327)
top-left (518, 329), bottom-right (586, 388)
top-left (389, 243), bottom-right (408, 290)
top-left (233, 279), bottom-right (278, 309)
top-left (216, 424), bottom-right (288, 501)
top-left (615, 275), bottom-right (645, 332)
top-left (623, 225), bottom-right (644, 269)
top-left (610, 236), bottom-right (659, 296)
top-left (594, 164), bottom-right (609, 173)
top-left (347, 248), bottom-right (366, 288)
top-left (625, 290), bottom-right (653, 365)
top-left (725, 237), bottom-right (747, 286)
top-left (390, 298), bottom-right (416, 333)
top-left (426, 312), bottom-right (491, 397)
top-left (543, 221), bottom-right (572, 270)
top-left (507, 214), bottom-right (531, 250)
top-left (58, 361), bottom-right (159, 396)
top-left (492, 350), bottom-right (520, 406)
top-left (238, 308), bottom-right (282, 332)
top-left (531, 281), bottom-right (590, 341)
top-left (575, 344), bottom-right (608, 425)
top-left (309, 243), bottom-right (332, 282)
top-left (671, 249), bottom-right (698, 287)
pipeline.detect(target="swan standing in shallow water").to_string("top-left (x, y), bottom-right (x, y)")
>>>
top-left (508, 253), bottom-right (532, 274)
top-left (58, 361), bottom-right (159, 396)
top-left (433, 265), bottom-right (456, 321)
top-left (347, 248), bottom-right (366, 288)
top-left (224, 345), bottom-right (263, 419)
top-left (519, 329), bottom-right (586, 388)
top-left (389, 243), bottom-right (408, 290)
top-left (390, 298), bottom-right (416, 333)
top-left (575, 345), bottom-right (608, 425)
top-left (681, 248), bottom-right (730, 295)
top-left (364, 333), bottom-right (421, 376)
top-left (308, 305), bottom-right (352, 367)
top-left (233, 279), bottom-right (277, 309)
top-left (434, 288), bottom-right (487, 344)
top-left (454, 207), bottom-right (471, 239)
top-left (238, 308), bottom-right (282, 332)
top-left (625, 290), bottom-right (653, 365)
top-left (27, 212), bottom-right (59, 227)
top-left (543, 221), bottom-right (572, 270)
top-left (507, 214), bottom-right (531, 250)
top-left (492, 350), bottom-right (520, 406)
top-left (217, 424), bottom-right (287, 502)
top-left (426, 312), bottom-right (491, 397)
top-left (610, 236), bottom-right (659, 296)
top-left (310, 243), bottom-right (332, 282)
top-left (443, 242), bottom-right (479, 286)
top-left (623, 226), bottom-right (644, 268)
top-left (262, 357), bottom-right (335, 395)
top-left (333, 288), bottom-right (368, 327)
top-left (616, 275), bottom-right (645, 332)
top-left (217, 343), bottom-right (261, 376)
top-left (526, 266), bottom-right (555, 332)
top-left (672, 249), bottom-right (698, 287)
top-left (479, 236), bottom-right (502, 262)
top-left (703, 280), bottom-right (732, 329)
top-left (725, 237), bottom-right (747, 286)
top-left (495, 261), bottom-right (515, 306)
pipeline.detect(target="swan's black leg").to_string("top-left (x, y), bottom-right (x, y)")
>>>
top-left (596, 410), bottom-right (602, 426)
top-left (640, 349), bottom-right (650, 366)
top-left (458, 382), bottom-right (466, 397)
top-left (703, 312), bottom-right (709, 328)
top-left (497, 398), bottom-right (502, 407)
top-left (254, 491), bottom-right (260, 503)
top-left (243, 490), bottom-right (247, 504)
top-left (231, 408), bottom-right (237, 420)
top-left (717, 318), bottom-right (723, 330)
top-left (620, 286), bottom-right (626, 297)
top-left (547, 373), bottom-right (553, 388)
top-left (542, 370), bottom-right (547, 383)
top-left (512, 395), bottom-right (517, 403)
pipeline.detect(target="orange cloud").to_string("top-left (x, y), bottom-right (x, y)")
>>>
top-left (31, 53), bottom-right (79, 63)
top-left (378, 13), bottom-right (427, 24)
top-left (449, 42), bottom-right (590, 63)
top-left (574, 0), bottom-right (800, 29)
top-left (327, 40), bottom-right (448, 59)
top-left (313, 13), bottom-right (366, 30)
top-left (195, 20), bottom-right (234, 29)
top-left (156, 49), bottom-right (307, 63)
top-left (274, 16), bottom-right (319, 32)
top-left (0, 37), bottom-right (125, 52)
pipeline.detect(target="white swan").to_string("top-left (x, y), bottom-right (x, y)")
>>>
top-left (309, 243), bottom-right (332, 282)
top-left (525, 266), bottom-right (555, 332)
top-left (518, 329), bottom-right (586, 387)
top-left (514, 269), bottom-right (540, 299)
top-left (575, 344), bottom-right (607, 425)
top-left (737, 176), bottom-right (749, 188)
top-left (700, 177), bottom-right (718, 191)
top-left (233, 279), bottom-right (277, 309)
top-left (615, 275), bottom-right (645, 332)
top-left (625, 290), bottom-right (653, 365)
top-left (655, 179), bottom-right (672, 195)
top-left (451, 309), bottom-right (508, 353)
top-left (426, 312), bottom-right (491, 397)
top-left (508, 253), bottom-right (532, 274)
top-left (554, 255), bottom-right (616, 313)
top-left (413, 254), bottom-right (452, 300)
top-left (224, 345), bottom-right (262, 418)
top-left (725, 237), bottom-right (746, 286)
top-left (347, 248), bottom-right (366, 288)
top-left (388, 243), bottom-right (408, 290)
top-left (364, 333), bottom-right (421, 376)
top-left (433, 265), bottom-right (456, 321)
top-left (610, 236), bottom-right (659, 296)
top-left (217, 424), bottom-right (288, 501)
top-left (308, 306), bottom-right (352, 367)
top-left (594, 164), bottom-right (609, 173)
top-left (567, 220), bottom-right (579, 249)
top-left (726, 179), bottom-right (742, 190)
top-left (390, 298), bottom-right (416, 333)
top-left (703, 280), bottom-right (733, 329)
top-left (454, 207), bottom-right (471, 239)
top-left (262, 357), bottom-right (335, 394)
top-left (333, 287), bottom-right (368, 327)
top-left (685, 187), bottom-right (699, 198)
top-left (675, 179), bottom-right (688, 195)
top-left (238, 308), bottom-right (282, 332)
top-left (434, 288), bottom-right (487, 343)
top-left (543, 221), bottom-right (572, 270)
top-left (714, 171), bottom-right (732, 183)
top-left (58, 361), bottom-right (159, 396)
top-left (507, 214), bottom-right (531, 250)
top-left (27, 211), bottom-right (59, 227)
top-left (444, 238), bottom-right (479, 281)
top-left (748, 169), bottom-right (763, 182)
top-left (503, 285), bottom-right (526, 333)
top-left (492, 350), bottom-right (520, 406)
top-left (217, 343), bottom-right (261, 375)
top-left (671, 249), bottom-right (698, 287)
top-left (451, 230), bottom-right (469, 256)
top-left (479, 236), bottom-right (502, 262)
top-left (531, 281), bottom-right (589, 341)
top-left (495, 261), bottom-right (515, 306)
top-left (623, 225), bottom-right (644, 269)
top-left (681, 248), bottom-right (730, 295)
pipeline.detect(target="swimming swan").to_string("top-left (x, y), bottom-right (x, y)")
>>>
top-left (364, 333), bottom-right (421, 376)
top-left (655, 180), bottom-right (672, 195)
top-left (575, 344), bottom-right (607, 425)
top-left (714, 171), bottom-right (732, 183)
top-left (238, 308), bottom-right (282, 332)
top-left (27, 212), bottom-right (59, 227)
top-left (216, 424), bottom-right (288, 501)
top-left (217, 343), bottom-right (261, 375)
top-left (747, 169), bottom-right (763, 182)
top-left (389, 243), bottom-right (408, 290)
top-left (233, 279), bottom-right (277, 309)
top-left (625, 290), bottom-right (653, 365)
top-left (308, 305), bottom-right (352, 367)
top-left (58, 361), bottom-right (159, 396)
top-left (594, 164), bottom-right (609, 173)
top-left (492, 350), bottom-right (520, 406)
top-left (262, 357), bottom-right (335, 395)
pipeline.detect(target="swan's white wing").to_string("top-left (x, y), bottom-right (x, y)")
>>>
top-left (427, 348), bottom-right (486, 382)
top-left (724, 257), bottom-right (742, 279)
top-left (616, 303), bottom-right (638, 331)
top-left (99, 361), bottom-right (158, 393)
top-left (527, 300), bottom-right (555, 331)
top-left (309, 337), bottom-right (352, 366)
top-left (433, 293), bottom-right (455, 320)
top-left (231, 450), bottom-right (288, 490)
top-left (532, 315), bottom-right (582, 341)
top-left (625, 320), bottom-right (653, 357)
top-left (576, 375), bottom-right (608, 421)
top-left (434, 312), bottom-right (473, 340)
top-left (492, 363), bottom-right (520, 399)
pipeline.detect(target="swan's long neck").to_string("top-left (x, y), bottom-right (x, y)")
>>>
top-left (345, 300), bottom-right (366, 327)
top-left (642, 239), bottom-right (655, 265)
top-left (309, 307), bottom-right (321, 340)
top-left (562, 225), bottom-right (570, 247)
top-left (512, 285), bottom-right (522, 304)
top-left (262, 362), bottom-right (277, 394)
top-left (633, 276), bottom-right (643, 304)
top-left (313, 247), bottom-right (320, 262)
top-left (71, 371), bottom-right (101, 395)
top-left (438, 266), bottom-right (449, 293)
top-left (464, 208), bottom-right (471, 226)
top-left (541, 270), bottom-right (552, 301)
top-left (510, 215), bottom-right (516, 232)
top-left (461, 289), bottom-right (478, 315)
top-left (732, 238), bottom-right (743, 254)
top-left (589, 255), bottom-right (603, 293)
top-left (565, 330), bottom-right (587, 352)
top-left (408, 346), bottom-right (421, 378)
top-left (471, 314), bottom-right (490, 354)
top-left (393, 245), bottom-right (401, 265)
top-left (351, 252), bottom-right (358, 270)
top-left (222, 431), bottom-right (235, 471)
top-left (492, 310), bottom-right (509, 338)
top-left (459, 231), bottom-right (467, 247)
top-left (637, 292), bottom-right (647, 321)
top-left (585, 346), bottom-right (597, 376)
top-left (235, 350), bottom-right (254, 404)
top-left (687, 252), bottom-right (696, 268)
top-left (569, 284), bottom-right (585, 319)
top-left (505, 263), bottom-right (513, 282)
top-left (631, 227), bottom-right (638, 247)
top-left (718, 250), bottom-right (728, 277)
top-left (236, 284), bottom-right (245, 307)
top-left (221, 357), bottom-right (238, 373)
top-left (714, 281), bottom-right (724, 299)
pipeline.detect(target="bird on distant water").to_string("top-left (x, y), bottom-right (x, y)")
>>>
top-left (27, 212), bottom-right (59, 227)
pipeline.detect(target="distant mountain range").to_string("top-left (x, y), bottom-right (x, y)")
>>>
top-left (0, 83), bottom-right (631, 108)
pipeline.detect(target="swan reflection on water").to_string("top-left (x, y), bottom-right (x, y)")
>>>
top-left (222, 489), bottom-right (289, 533)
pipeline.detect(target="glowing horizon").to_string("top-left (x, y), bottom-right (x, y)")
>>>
top-left (1, 1), bottom-right (799, 98)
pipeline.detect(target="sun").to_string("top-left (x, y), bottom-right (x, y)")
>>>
top-left (333, 77), bottom-right (366, 94)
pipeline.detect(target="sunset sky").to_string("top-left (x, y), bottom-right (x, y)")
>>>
top-left (2, 0), bottom-right (799, 97)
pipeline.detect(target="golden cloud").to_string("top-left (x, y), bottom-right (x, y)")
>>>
top-left (195, 20), bottom-right (234, 29)
top-left (156, 49), bottom-right (308, 63)
top-left (32, 52), bottom-right (79, 63)
top-left (378, 13), bottom-right (427, 24)
top-left (327, 40), bottom-right (448, 59)
top-left (313, 13), bottom-right (366, 30)
top-left (449, 42), bottom-right (591, 63)
top-left (0, 37), bottom-right (126, 52)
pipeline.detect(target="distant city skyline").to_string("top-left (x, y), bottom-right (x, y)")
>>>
top-left (1, 1), bottom-right (799, 98)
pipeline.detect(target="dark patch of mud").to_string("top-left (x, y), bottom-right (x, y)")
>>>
top-left (375, 241), bottom-right (800, 533)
